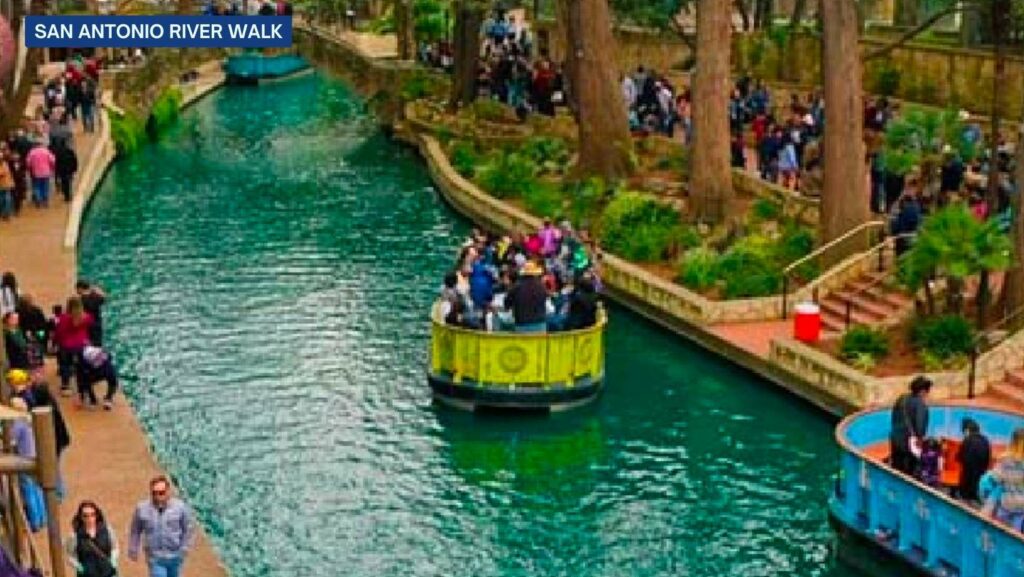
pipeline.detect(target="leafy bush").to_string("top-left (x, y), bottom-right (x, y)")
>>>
top-left (911, 315), bottom-right (975, 361)
top-left (519, 137), bottom-right (570, 174)
top-left (400, 72), bottom-right (444, 101)
top-left (872, 66), bottom-right (901, 97)
top-left (413, 0), bottom-right (448, 41)
top-left (678, 247), bottom-right (719, 292)
top-left (449, 141), bottom-right (480, 178)
top-left (566, 177), bottom-right (608, 228)
top-left (110, 111), bottom-right (146, 156)
top-left (599, 191), bottom-right (686, 262)
top-left (523, 182), bottom-right (564, 219)
top-left (148, 87), bottom-right (182, 135)
top-left (367, 13), bottom-right (395, 34)
top-left (840, 326), bottom-right (890, 362)
top-left (475, 152), bottom-right (537, 199)
top-left (715, 238), bottom-right (782, 298)
top-left (472, 99), bottom-right (514, 123)
top-left (751, 198), bottom-right (783, 223)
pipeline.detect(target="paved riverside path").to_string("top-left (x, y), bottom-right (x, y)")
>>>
top-left (0, 64), bottom-right (228, 577)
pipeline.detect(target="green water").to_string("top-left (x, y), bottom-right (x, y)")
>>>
top-left (79, 74), bottom-right (862, 577)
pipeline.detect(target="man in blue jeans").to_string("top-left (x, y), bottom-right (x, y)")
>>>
top-left (128, 475), bottom-right (195, 577)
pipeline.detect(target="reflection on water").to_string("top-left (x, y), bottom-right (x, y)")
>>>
top-left (79, 73), bottom-right (865, 577)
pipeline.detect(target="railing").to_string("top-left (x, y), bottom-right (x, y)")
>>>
top-left (781, 221), bottom-right (887, 319)
top-left (834, 232), bottom-right (917, 332)
top-left (833, 404), bottom-right (1024, 577)
top-left (430, 305), bottom-right (606, 387)
top-left (967, 301), bottom-right (1024, 398)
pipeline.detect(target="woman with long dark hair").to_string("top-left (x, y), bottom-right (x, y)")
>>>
top-left (64, 500), bottom-right (119, 577)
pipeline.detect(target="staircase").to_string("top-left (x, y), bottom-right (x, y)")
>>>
top-left (987, 369), bottom-right (1024, 407)
top-left (817, 270), bottom-right (916, 337)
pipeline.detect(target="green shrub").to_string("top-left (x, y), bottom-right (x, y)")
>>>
top-left (872, 66), bottom-right (901, 97)
top-left (449, 141), bottom-right (480, 178)
top-left (840, 325), bottom-right (890, 362)
top-left (475, 152), bottom-right (537, 198)
top-left (716, 240), bottom-right (782, 298)
top-left (522, 182), bottom-right (564, 219)
top-left (472, 99), bottom-right (513, 123)
top-left (567, 177), bottom-right (608, 228)
top-left (110, 111), bottom-right (146, 156)
top-left (519, 137), bottom-right (570, 174)
top-left (400, 73), bottom-right (443, 101)
top-left (751, 198), bottom-right (783, 223)
top-left (678, 247), bottom-right (719, 292)
top-left (911, 315), bottom-right (975, 361)
top-left (368, 13), bottom-right (395, 34)
top-left (149, 87), bottom-right (182, 134)
top-left (599, 191), bottom-right (685, 262)
top-left (776, 224), bottom-right (820, 281)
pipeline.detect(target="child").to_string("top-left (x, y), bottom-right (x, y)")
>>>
top-left (918, 438), bottom-right (943, 487)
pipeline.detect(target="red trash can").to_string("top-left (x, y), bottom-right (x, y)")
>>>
top-left (793, 302), bottom-right (821, 343)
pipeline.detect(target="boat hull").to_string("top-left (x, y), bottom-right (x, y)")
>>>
top-left (427, 372), bottom-right (602, 412)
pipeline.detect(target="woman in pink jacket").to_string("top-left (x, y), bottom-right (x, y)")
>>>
top-left (25, 142), bottom-right (55, 208)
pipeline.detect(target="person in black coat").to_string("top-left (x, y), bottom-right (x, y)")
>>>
top-left (566, 275), bottom-right (598, 330)
top-left (54, 142), bottom-right (78, 203)
top-left (7, 370), bottom-right (71, 457)
top-left (889, 376), bottom-right (932, 476)
top-left (957, 418), bottom-right (991, 503)
top-left (506, 261), bottom-right (548, 332)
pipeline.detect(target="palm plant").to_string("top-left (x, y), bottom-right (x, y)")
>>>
top-left (882, 107), bottom-right (977, 195)
top-left (899, 204), bottom-right (1011, 327)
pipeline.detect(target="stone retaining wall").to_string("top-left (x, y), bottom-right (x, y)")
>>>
top-left (771, 327), bottom-right (1024, 409)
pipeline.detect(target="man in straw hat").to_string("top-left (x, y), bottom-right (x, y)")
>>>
top-left (506, 260), bottom-right (548, 333)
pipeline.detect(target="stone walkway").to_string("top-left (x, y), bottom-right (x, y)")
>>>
top-left (1, 63), bottom-right (228, 577)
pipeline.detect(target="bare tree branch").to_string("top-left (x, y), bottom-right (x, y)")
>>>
top-left (863, 4), bottom-right (977, 61)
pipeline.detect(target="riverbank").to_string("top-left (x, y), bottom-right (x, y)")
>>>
top-left (294, 22), bottom-right (1024, 417)
top-left (0, 61), bottom-right (228, 576)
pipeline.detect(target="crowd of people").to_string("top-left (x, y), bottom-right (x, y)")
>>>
top-left (439, 220), bottom-right (600, 333)
top-left (3, 271), bottom-right (198, 577)
top-left (0, 55), bottom-right (98, 220)
top-left (887, 376), bottom-right (1024, 533)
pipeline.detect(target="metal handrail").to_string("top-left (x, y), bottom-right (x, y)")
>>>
top-left (967, 301), bottom-right (1024, 398)
top-left (781, 221), bottom-right (887, 319)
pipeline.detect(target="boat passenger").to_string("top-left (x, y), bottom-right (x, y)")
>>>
top-left (469, 259), bottom-right (495, 310)
top-left (918, 438), bottom-right (942, 487)
top-left (507, 261), bottom-right (548, 333)
top-left (956, 418), bottom-right (991, 503)
top-left (439, 272), bottom-right (466, 326)
top-left (983, 428), bottom-right (1024, 531)
top-left (566, 274), bottom-right (599, 330)
top-left (539, 218), bottom-right (561, 258)
top-left (889, 376), bottom-right (932, 476)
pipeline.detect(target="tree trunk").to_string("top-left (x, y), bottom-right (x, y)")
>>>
top-left (754, 0), bottom-right (773, 29)
top-left (893, 0), bottom-right (919, 27)
top-left (1002, 120), bottom-right (1024, 316)
top-left (1, 0), bottom-right (43, 136)
top-left (396, 0), bottom-right (416, 60)
top-left (563, 0), bottom-right (633, 181)
top-left (987, 0), bottom-right (1010, 213)
top-left (555, 0), bottom-right (579, 117)
top-left (820, 0), bottom-right (869, 246)
top-left (978, 269), bottom-right (990, 329)
top-left (690, 0), bottom-right (735, 225)
top-left (789, 0), bottom-right (806, 29)
top-left (448, 0), bottom-right (481, 111)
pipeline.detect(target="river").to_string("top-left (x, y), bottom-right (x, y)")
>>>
top-left (79, 73), bottom-right (862, 577)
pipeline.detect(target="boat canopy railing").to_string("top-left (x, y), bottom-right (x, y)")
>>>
top-left (833, 404), bottom-right (1024, 573)
top-left (429, 303), bottom-right (606, 388)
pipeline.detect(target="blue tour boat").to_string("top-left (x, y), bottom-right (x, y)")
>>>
top-left (831, 403), bottom-right (1024, 577)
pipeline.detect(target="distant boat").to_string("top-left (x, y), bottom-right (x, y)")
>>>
top-left (223, 51), bottom-right (310, 85)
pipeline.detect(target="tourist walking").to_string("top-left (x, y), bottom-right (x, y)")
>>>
top-left (7, 150), bottom-right (27, 215)
top-left (81, 79), bottom-right (98, 134)
top-left (889, 376), bottom-right (932, 476)
top-left (25, 142), bottom-right (55, 208)
top-left (65, 501), bottom-right (119, 577)
top-left (55, 141), bottom-right (79, 203)
top-left (983, 428), bottom-right (1024, 531)
top-left (128, 476), bottom-right (195, 577)
top-left (0, 152), bottom-right (14, 219)
top-left (55, 296), bottom-right (95, 398)
top-left (9, 368), bottom-right (71, 498)
top-left (4, 312), bottom-right (31, 370)
top-left (1, 272), bottom-right (18, 315)
top-left (77, 280), bottom-right (106, 346)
